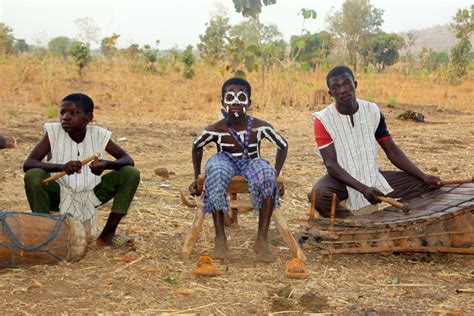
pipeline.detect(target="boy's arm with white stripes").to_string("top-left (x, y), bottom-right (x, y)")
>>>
top-left (189, 127), bottom-right (217, 195)
top-left (260, 123), bottom-right (288, 177)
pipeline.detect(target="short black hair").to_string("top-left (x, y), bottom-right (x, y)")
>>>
top-left (61, 93), bottom-right (94, 113)
top-left (221, 78), bottom-right (251, 99)
top-left (326, 66), bottom-right (355, 88)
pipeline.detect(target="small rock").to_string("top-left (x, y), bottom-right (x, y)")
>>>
top-left (397, 110), bottom-right (426, 122)
top-left (0, 135), bottom-right (15, 149)
top-left (0, 135), bottom-right (5, 149)
top-left (154, 167), bottom-right (170, 179)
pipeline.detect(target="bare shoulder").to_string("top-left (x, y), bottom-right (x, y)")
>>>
top-left (205, 119), bottom-right (227, 132)
top-left (251, 117), bottom-right (273, 128)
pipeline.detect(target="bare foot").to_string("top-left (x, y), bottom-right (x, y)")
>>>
top-left (212, 236), bottom-right (227, 260)
top-left (96, 234), bottom-right (113, 246)
top-left (254, 238), bottom-right (275, 263)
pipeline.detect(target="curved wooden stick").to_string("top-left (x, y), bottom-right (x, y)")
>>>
top-left (42, 154), bottom-right (99, 184)
top-left (181, 197), bottom-right (204, 261)
top-left (180, 191), bottom-right (197, 208)
top-left (273, 209), bottom-right (307, 263)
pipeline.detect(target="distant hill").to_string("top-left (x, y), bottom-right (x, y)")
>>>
top-left (399, 24), bottom-right (474, 53)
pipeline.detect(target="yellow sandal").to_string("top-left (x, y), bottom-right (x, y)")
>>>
top-left (192, 256), bottom-right (220, 277)
top-left (284, 258), bottom-right (309, 279)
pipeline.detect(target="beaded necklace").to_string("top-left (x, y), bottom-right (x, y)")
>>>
top-left (225, 116), bottom-right (254, 159)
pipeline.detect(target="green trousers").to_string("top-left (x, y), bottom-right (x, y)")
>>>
top-left (24, 166), bottom-right (140, 215)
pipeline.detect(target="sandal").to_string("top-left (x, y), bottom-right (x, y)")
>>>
top-left (111, 233), bottom-right (135, 250)
top-left (284, 258), bottom-right (309, 279)
top-left (192, 256), bottom-right (220, 276)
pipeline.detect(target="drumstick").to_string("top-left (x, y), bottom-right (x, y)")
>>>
top-left (308, 189), bottom-right (317, 220)
top-left (441, 177), bottom-right (474, 185)
top-left (42, 154), bottom-right (99, 184)
top-left (379, 196), bottom-right (410, 213)
top-left (329, 193), bottom-right (336, 230)
top-left (91, 154), bottom-right (99, 167)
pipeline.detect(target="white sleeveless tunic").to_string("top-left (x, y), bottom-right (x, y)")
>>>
top-left (45, 123), bottom-right (111, 235)
top-left (312, 99), bottom-right (393, 211)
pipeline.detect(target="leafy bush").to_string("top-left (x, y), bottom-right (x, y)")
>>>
top-left (69, 41), bottom-right (91, 76)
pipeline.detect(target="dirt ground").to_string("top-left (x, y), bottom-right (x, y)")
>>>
top-left (0, 99), bottom-right (473, 314)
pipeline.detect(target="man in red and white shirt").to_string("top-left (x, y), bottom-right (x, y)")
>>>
top-left (310, 66), bottom-right (441, 217)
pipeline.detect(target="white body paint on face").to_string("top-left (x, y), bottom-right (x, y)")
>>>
top-left (223, 91), bottom-right (249, 106)
top-left (223, 91), bottom-right (249, 117)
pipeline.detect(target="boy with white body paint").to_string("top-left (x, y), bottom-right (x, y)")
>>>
top-left (189, 78), bottom-right (288, 263)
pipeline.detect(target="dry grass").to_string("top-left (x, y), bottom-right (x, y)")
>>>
top-left (0, 56), bottom-right (473, 314)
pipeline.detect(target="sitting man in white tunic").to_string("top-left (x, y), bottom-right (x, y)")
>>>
top-left (310, 66), bottom-right (442, 218)
top-left (23, 93), bottom-right (140, 245)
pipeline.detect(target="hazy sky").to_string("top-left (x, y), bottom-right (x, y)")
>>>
top-left (1, 0), bottom-right (471, 49)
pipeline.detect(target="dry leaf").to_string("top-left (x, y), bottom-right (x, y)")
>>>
top-left (26, 279), bottom-right (42, 291)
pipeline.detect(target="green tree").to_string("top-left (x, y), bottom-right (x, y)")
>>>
top-left (230, 0), bottom-right (277, 81)
top-left (260, 39), bottom-right (286, 69)
top-left (48, 36), bottom-right (73, 57)
top-left (14, 39), bottom-right (30, 53)
top-left (125, 44), bottom-right (141, 59)
top-left (198, 12), bottom-right (231, 66)
top-left (0, 23), bottom-right (15, 57)
top-left (420, 48), bottom-right (449, 73)
top-left (328, 0), bottom-right (383, 72)
top-left (371, 32), bottom-right (404, 70)
top-left (290, 8), bottom-right (318, 61)
top-left (143, 43), bottom-right (159, 72)
top-left (69, 41), bottom-right (92, 76)
top-left (232, 0), bottom-right (276, 18)
top-left (290, 31), bottom-right (332, 70)
top-left (100, 33), bottom-right (120, 58)
top-left (404, 31), bottom-right (418, 65)
top-left (167, 47), bottom-right (180, 72)
top-left (180, 45), bottom-right (195, 79)
top-left (449, 5), bottom-right (474, 80)
top-left (228, 20), bottom-right (285, 71)
top-left (299, 8), bottom-right (317, 33)
top-left (229, 20), bottom-right (282, 46)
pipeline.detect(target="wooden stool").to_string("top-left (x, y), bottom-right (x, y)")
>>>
top-left (181, 175), bottom-right (306, 262)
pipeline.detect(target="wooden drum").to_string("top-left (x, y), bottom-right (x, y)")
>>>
top-left (0, 212), bottom-right (88, 267)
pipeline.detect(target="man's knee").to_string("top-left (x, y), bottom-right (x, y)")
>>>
top-left (24, 168), bottom-right (48, 187)
top-left (119, 166), bottom-right (140, 184)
